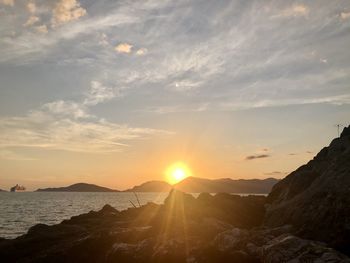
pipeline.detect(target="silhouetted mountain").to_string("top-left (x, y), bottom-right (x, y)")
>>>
top-left (36, 183), bottom-right (119, 192)
top-left (174, 177), bottom-right (278, 193)
top-left (265, 125), bottom-right (350, 253)
top-left (124, 181), bottom-right (172, 192)
top-left (0, 189), bottom-right (6, 192)
top-left (34, 177), bottom-right (278, 194)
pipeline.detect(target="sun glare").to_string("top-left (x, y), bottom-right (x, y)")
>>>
top-left (166, 162), bottom-right (191, 184)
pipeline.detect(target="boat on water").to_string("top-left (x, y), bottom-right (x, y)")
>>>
top-left (10, 184), bottom-right (26, 192)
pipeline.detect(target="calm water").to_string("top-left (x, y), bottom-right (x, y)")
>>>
top-left (0, 192), bottom-right (266, 239)
top-left (0, 192), bottom-right (169, 239)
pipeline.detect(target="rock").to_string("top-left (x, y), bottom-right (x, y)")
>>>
top-left (213, 228), bottom-right (248, 251)
top-left (106, 239), bottom-right (154, 263)
top-left (261, 234), bottom-right (350, 263)
top-left (265, 125), bottom-right (350, 254)
top-left (152, 238), bottom-right (187, 263)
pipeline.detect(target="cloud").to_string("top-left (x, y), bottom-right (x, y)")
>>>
top-left (220, 94), bottom-right (350, 111)
top-left (83, 81), bottom-right (118, 106)
top-left (115, 43), bottom-right (133, 54)
top-left (173, 80), bottom-right (202, 92)
top-left (0, 150), bottom-right (36, 161)
top-left (245, 154), bottom-right (270, 160)
top-left (27, 1), bottom-right (36, 13)
top-left (272, 4), bottom-right (309, 18)
top-left (288, 153), bottom-right (297, 156)
top-left (340, 12), bottom-right (350, 20)
top-left (0, 112), bottom-right (169, 153)
top-left (51, 0), bottom-right (87, 27)
top-left (0, 0), bottom-right (14, 6)
top-left (42, 100), bottom-right (89, 119)
top-left (136, 48), bottom-right (148, 56)
top-left (23, 15), bottom-right (40, 27)
top-left (35, 24), bottom-right (48, 34)
top-left (0, 85), bottom-right (171, 153)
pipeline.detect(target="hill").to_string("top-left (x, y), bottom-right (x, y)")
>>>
top-left (124, 180), bottom-right (172, 192)
top-left (0, 189), bottom-right (6, 192)
top-left (265, 125), bottom-right (350, 253)
top-left (174, 177), bottom-right (278, 194)
top-left (36, 183), bottom-right (119, 192)
top-left (35, 177), bottom-right (278, 194)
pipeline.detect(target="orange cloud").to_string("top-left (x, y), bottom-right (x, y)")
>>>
top-left (0, 0), bottom-right (14, 6)
top-left (340, 12), bottom-right (350, 20)
top-left (272, 4), bottom-right (309, 19)
top-left (52, 0), bottom-right (87, 27)
top-left (115, 43), bottom-right (133, 53)
top-left (27, 1), bottom-right (36, 13)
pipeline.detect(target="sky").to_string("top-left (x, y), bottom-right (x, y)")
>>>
top-left (0, 0), bottom-right (349, 191)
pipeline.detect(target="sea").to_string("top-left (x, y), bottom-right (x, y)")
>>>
top-left (0, 192), bottom-right (266, 239)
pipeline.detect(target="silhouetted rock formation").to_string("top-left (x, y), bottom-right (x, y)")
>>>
top-left (265, 125), bottom-right (350, 254)
top-left (36, 183), bottom-right (119, 192)
top-left (1, 190), bottom-right (348, 262)
top-left (175, 177), bottom-right (278, 193)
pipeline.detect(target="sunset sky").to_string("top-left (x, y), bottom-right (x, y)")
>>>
top-left (0, 0), bottom-right (349, 190)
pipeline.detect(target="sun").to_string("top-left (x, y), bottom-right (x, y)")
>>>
top-left (165, 162), bottom-right (191, 185)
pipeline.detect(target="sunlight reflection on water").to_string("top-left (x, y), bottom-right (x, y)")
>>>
top-left (0, 192), bottom-right (266, 239)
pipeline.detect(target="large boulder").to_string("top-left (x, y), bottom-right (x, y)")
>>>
top-left (265, 126), bottom-right (350, 254)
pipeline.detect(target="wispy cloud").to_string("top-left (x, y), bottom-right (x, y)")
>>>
top-left (245, 154), bottom-right (270, 160)
top-left (271, 4), bottom-right (309, 19)
top-left (0, 149), bottom-right (36, 161)
top-left (0, 82), bottom-right (172, 153)
top-left (23, 16), bottom-right (40, 27)
top-left (84, 81), bottom-right (119, 106)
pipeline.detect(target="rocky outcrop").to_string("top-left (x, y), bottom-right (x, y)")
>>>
top-left (0, 191), bottom-right (265, 262)
top-left (265, 125), bottom-right (350, 254)
top-left (0, 190), bottom-right (348, 262)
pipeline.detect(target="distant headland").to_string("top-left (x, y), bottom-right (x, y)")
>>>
top-left (36, 183), bottom-right (120, 193)
top-left (33, 177), bottom-right (279, 193)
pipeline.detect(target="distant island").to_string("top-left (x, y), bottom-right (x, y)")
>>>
top-left (124, 180), bottom-right (172, 192)
top-left (36, 183), bottom-right (119, 192)
top-left (34, 177), bottom-right (279, 193)
top-left (175, 177), bottom-right (278, 194)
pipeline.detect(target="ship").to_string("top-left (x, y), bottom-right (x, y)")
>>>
top-left (10, 184), bottom-right (26, 192)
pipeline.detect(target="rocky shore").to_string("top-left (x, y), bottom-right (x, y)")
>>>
top-left (0, 190), bottom-right (349, 262)
top-left (0, 126), bottom-right (349, 263)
